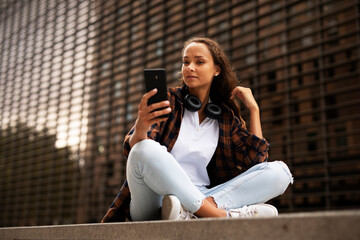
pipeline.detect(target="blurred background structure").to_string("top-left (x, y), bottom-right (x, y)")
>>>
top-left (0, 0), bottom-right (359, 227)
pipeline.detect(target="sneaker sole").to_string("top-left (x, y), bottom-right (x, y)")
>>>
top-left (161, 195), bottom-right (181, 220)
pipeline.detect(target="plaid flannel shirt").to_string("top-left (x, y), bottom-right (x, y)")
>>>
top-left (101, 85), bottom-right (270, 222)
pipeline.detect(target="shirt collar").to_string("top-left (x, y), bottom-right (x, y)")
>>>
top-left (169, 85), bottom-right (186, 103)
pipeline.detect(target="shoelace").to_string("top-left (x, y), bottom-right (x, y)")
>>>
top-left (229, 205), bottom-right (258, 218)
top-left (177, 208), bottom-right (198, 220)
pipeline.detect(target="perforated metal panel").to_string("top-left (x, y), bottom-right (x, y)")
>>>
top-left (0, 0), bottom-right (359, 227)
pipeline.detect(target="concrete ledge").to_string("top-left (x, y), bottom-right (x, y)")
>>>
top-left (1, 210), bottom-right (359, 240)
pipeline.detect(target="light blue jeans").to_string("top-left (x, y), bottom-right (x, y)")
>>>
top-left (127, 139), bottom-right (293, 221)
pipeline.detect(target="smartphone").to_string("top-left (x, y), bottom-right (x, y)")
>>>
top-left (144, 68), bottom-right (170, 118)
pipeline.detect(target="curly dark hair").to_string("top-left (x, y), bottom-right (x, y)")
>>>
top-left (180, 37), bottom-right (245, 124)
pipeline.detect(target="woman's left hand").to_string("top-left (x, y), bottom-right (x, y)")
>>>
top-left (231, 86), bottom-right (263, 137)
top-left (230, 86), bottom-right (259, 112)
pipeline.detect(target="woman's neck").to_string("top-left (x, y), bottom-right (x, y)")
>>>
top-left (189, 87), bottom-right (210, 106)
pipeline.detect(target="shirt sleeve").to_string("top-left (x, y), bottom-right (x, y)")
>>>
top-left (231, 116), bottom-right (270, 170)
top-left (101, 180), bottom-right (131, 222)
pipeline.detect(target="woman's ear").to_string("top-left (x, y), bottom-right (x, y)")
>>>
top-left (215, 65), bottom-right (221, 76)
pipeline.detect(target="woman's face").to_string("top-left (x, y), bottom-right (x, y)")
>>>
top-left (182, 42), bottom-right (220, 92)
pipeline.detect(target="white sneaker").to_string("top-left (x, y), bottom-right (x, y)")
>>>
top-left (161, 195), bottom-right (197, 220)
top-left (228, 204), bottom-right (278, 218)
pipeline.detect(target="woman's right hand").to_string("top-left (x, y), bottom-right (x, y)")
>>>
top-left (129, 89), bottom-right (171, 148)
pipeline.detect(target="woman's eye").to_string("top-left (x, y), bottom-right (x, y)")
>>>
top-left (197, 60), bottom-right (205, 64)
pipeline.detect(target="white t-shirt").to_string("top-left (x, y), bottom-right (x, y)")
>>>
top-left (170, 108), bottom-right (219, 191)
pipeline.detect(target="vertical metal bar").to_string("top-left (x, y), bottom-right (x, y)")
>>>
top-left (282, 0), bottom-right (295, 212)
top-left (315, 0), bottom-right (331, 209)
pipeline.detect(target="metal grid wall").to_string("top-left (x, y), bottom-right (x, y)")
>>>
top-left (0, 0), bottom-right (359, 227)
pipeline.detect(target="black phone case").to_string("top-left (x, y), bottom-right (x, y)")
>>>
top-left (144, 69), bottom-right (169, 118)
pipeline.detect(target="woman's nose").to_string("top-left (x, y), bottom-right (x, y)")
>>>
top-left (187, 62), bottom-right (195, 71)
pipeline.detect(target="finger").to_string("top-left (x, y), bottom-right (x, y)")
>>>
top-left (148, 100), bottom-right (170, 112)
top-left (146, 108), bottom-right (171, 122)
top-left (137, 104), bottom-right (170, 125)
top-left (140, 88), bottom-right (158, 107)
top-left (149, 107), bottom-right (172, 119)
top-left (151, 114), bottom-right (170, 124)
top-left (142, 108), bottom-right (171, 127)
top-left (230, 88), bottom-right (238, 99)
top-left (231, 87), bottom-right (242, 99)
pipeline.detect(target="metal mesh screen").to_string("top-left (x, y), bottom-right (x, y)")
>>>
top-left (0, 0), bottom-right (359, 227)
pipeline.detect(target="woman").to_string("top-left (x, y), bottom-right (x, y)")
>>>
top-left (102, 37), bottom-right (293, 222)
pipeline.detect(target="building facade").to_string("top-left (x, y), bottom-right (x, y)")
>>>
top-left (0, 0), bottom-right (359, 226)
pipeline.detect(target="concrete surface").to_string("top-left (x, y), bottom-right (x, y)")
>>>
top-left (0, 210), bottom-right (359, 240)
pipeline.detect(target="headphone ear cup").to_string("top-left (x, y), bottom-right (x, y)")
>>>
top-left (184, 94), bottom-right (202, 112)
top-left (204, 103), bottom-right (222, 119)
